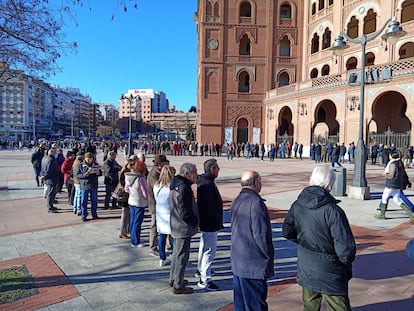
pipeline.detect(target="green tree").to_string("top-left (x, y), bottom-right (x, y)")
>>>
top-left (186, 124), bottom-right (195, 141)
top-left (188, 106), bottom-right (196, 113)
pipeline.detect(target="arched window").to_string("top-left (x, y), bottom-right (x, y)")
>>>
top-left (280, 35), bottom-right (291, 56)
top-left (239, 34), bottom-right (251, 56)
top-left (346, 57), bottom-right (358, 70)
top-left (238, 71), bottom-right (250, 92)
top-left (365, 52), bottom-right (375, 66)
top-left (321, 65), bottom-right (330, 76)
top-left (399, 42), bottom-right (414, 59)
top-left (207, 1), bottom-right (212, 16)
top-left (240, 1), bottom-right (251, 17)
top-left (280, 4), bottom-right (292, 19)
top-left (347, 16), bottom-right (359, 39)
top-left (311, 33), bottom-right (320, 54)
top-left (213, 2), bottom-right (219, 16)
top-left (318, 0), bottom-right (324, 11)
top-left (312, 3), bottom-right (316, 15)
top-left (322, 28), bottom-right (331, 49)
top-left (278, 72), bottom-right (290, 86)
top-left (402, 0), bottom-right (414, 23)
top-left (363, 9), bottom-right (377, 34)
top-left (310, 68), bottom-right (318, 78)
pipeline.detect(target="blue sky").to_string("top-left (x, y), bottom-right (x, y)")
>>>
top-left (49, 1), bottom-right (198, 112)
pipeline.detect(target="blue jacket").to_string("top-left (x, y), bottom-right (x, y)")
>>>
top-left (231, 188), bottom-right (274, 280)
top-left (283, 186), bottom-right (356, 296)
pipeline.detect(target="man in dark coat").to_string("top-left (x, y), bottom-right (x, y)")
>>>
top-left (103, 151), bottom-right (122, 209)
top-left (40, 148), bottom-right (60, 213)
top-left (283, 165), bottom-right (356, 310)
top-left (169, 162), bottom-right (199, 294)
top-left (231, 170), bottom-right (274, 311)
top-left (196, 158), bottom-right (223, 290)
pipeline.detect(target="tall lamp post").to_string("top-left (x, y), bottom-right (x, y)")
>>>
top-left (120, 93), bottom-right (141, 158)
top-left (330, 17), bottom-right (406, 199)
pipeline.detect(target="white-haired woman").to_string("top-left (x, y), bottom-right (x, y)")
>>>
top-left (283, 165), bottom-right (356, 311)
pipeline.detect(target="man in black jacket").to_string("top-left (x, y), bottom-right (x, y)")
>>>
top-left (196, 159), bottom-right (223, 291)
top-left (103, 151), bottom-right (122, 209)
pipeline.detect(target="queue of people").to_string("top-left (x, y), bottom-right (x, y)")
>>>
top-left (30, 141), bottom-right (414, 310)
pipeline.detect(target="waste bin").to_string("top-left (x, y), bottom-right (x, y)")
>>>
top-left (331, 167), bottom-right (346, 196)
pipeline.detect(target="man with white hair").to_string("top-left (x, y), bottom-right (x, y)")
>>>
top-left (231, 170), bottom-right (274, 310)
top-left (283, 165), bottom-right (356, 311)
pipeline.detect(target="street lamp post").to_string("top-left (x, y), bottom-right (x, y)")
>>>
top-left (120, 93), bottom-right (141, 158)
top-left (330, 17), bottom-right (406, 199)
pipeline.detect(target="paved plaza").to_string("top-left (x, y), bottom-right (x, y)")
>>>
top-left (0, 149), bottom-right (414, 310)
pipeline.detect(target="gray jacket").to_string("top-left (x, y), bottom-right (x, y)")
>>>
top-left (169, 175), bottom-right (199, 238)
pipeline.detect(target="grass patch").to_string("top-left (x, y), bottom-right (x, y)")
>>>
top-left (0, 265), bottom-right (38, 304)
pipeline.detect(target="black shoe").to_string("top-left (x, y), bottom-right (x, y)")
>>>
top-left (172, 286), bottom-right (193, 295)
top-left (197, 280), bottom-right (219, 291)
top-left (169, 279), bottom-right (188, 287)
top-left (48, 209), bottom-right (58, 213)
top-left (82, 217), bottom-right (88, 222)
top-left (73, 209), bottom-right (77, 214)
top-left (92, 216), bottom-right (100, 220)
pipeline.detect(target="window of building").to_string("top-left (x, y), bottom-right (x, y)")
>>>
top-left (318, 0), bottom-right (324, 11)
top-left (280, 4), bottom-right (292, 19)
top-left (311, 33), bottom-right (320, 54)
top-left (279, 35), bottom-right (291, 56)
top-left (402, 0), bottom-right (414, 23)
top-left (213, 2), bottom-right (219, 16)
top-left (346, 57), bottom-right (358, 70)
top-left (278, 72), bottom-right (290, 86)
top-left (322, 28), bottom-right (331, 49)
top-left (399, 42), bottom-right (414, 59)
top-left (207, 1), bottom-right (212, 16)
top-left (365, 52), bottom-right (375, 66)
top-left (321, 65), bottom-right (330, 76)
top-left (240, 1), bottom-right (251, 17)
top-left (239, 34), bottom-right (251, 55)
top-left (363, 9), bottom-right (377, 34)
top-left (312, 2), bottom-right (316, 15)
top-left (329, 0), bottom-right (334, 5)
top-left (310, 68), bottom-right (318, 78)
top-left (238, 71), bottom-right (250, 93)
top-left (347, 16), bottom-right (359, 39)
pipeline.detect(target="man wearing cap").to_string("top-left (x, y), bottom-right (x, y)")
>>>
top-left (147, 154), bottom-right (170, 256)
top-left (377, 151), bottom-right (414, 222)
top-left (103, 151), bottom-right (122, 210)
top-left (76, 152), bottom-right (102, 221)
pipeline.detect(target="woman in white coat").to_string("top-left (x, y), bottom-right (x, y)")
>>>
top-left (154, 165), bottom-right (176, 266)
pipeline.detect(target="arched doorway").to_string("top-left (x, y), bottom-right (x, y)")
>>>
top-left (312, 100), bottom-right (340, 144)
top-left (277, 107), bottom-right (294, 144)
top-left (237, 117), bottom-right (249, 143)
top-left (368, 91), bottom-right (411, 148)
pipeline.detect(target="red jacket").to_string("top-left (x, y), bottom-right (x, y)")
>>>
top-left (61, 157), bottom-right (74, 182)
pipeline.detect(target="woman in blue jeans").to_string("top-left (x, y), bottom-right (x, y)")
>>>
top-left (125, 160), bottom-right (148, 247)
top-left (154, 165), bottom-right (176, 266)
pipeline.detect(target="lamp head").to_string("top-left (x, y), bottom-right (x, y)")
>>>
top-left (381, 17), bottom-right (406, 45)
top-left (329, 34), bottom-right (349, 56)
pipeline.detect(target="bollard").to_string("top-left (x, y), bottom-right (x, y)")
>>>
top-left (331, 167), bottom-right (346, 196)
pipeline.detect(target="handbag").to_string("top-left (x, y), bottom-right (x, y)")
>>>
top-left (112, 176), bottom-right (138, 203)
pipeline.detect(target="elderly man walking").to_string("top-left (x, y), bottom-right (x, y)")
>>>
top-left (40, 148), bottom-right (60, 213)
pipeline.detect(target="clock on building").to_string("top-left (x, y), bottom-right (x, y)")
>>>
top-left (208, 39), bottom-right (218, 50)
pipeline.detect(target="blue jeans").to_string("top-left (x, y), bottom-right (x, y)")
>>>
top-left (80, 188), bottom-right (98, 219)
top-left (33, 166), bottom-right (41, 186)
top-left (158, 233), bottom-right (173, 260)
top-left (130, 205), bottom-right (145, 246)
top-left (73, 184), bottom-right (81, 212)
top-left (233, 275), bottom-right (268, 311)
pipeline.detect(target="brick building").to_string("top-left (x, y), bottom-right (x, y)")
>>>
top-left (195, 0), bottom-right (414, 149)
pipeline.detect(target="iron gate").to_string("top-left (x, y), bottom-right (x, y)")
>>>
top-left (368, 128), bottom-right (411, 148)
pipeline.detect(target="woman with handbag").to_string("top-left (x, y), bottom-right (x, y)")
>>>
top-left (125, 160), bottom-right (148, 247)
top-left (118, 158), bottom-right (135, 239)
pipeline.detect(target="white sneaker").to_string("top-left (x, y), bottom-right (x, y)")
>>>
top-left (160, 258), bottom-right (171, 266)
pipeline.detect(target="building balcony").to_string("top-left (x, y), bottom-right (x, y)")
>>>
top-left (266, 56), bottom-right (414, 99)
top-left (239, 17), bottom-right (251, 24)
